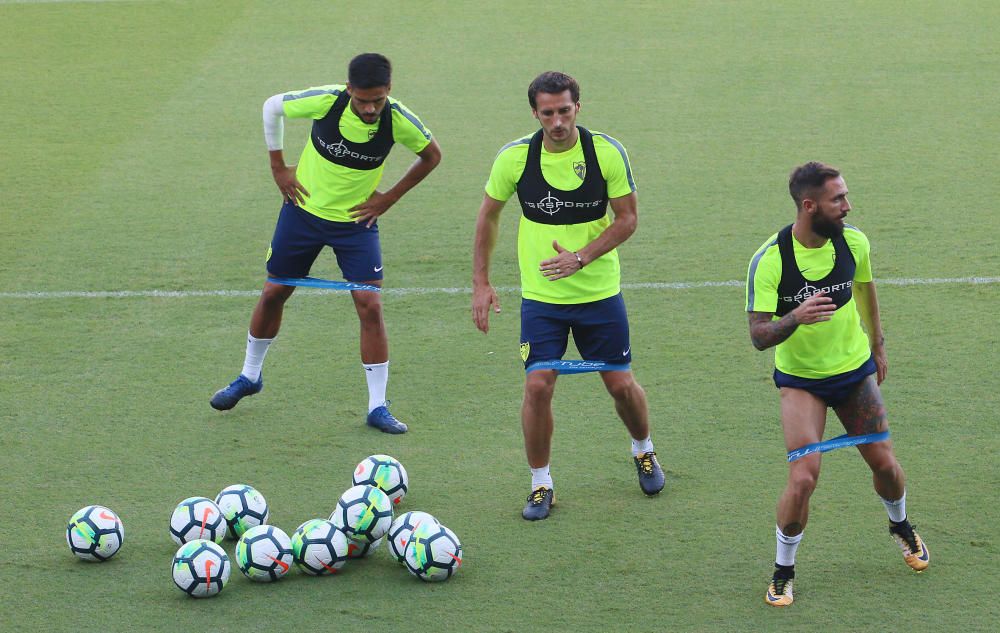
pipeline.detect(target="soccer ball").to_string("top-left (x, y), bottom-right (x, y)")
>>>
top-left (169, 497), bottom-right (226, 545)
top-left (387, 511), bottom-right (439, 564)
top-left (352, 454), bottom-right (409, 505)
top-left (330, 485), bottom-right (392, 544)
top-left (171, 539), bottom-right (231, 598)
top-left (291, 519), bottom-right (350, 576)
top-left (236, 525), bottom-right (293, 582)
top-left (66, 505), bottom-right (124, 561)
top-left (404, 522), bottom-right (462, 582)
top-left (347, 536), bottom-right (383, 559)
top-left (214, 484), bottom-right (269, 539)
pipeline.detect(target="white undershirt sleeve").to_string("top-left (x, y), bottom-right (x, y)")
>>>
top-left (262, 93), bottom-right (285, 151)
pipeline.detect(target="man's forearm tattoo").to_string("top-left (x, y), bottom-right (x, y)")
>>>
top-left (748, 312), bottom-right (799, 351)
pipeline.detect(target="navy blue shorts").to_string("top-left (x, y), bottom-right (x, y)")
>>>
top-left (774, 357), bottom-right (877, 408)
top-left (266, 201), bottom-right (382, 282)
top-left (520, 293), bottom-right (632, 368)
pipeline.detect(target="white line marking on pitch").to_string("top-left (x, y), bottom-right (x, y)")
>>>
top-left (1, 277), bottom-right (997, 300)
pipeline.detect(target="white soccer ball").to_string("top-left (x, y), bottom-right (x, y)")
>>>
top-left (329, 485), bottom-right (393, 544)
top-left (236, 525), bottom-right (293, 582)
top-left (214, 484), bottom-right (269, 539)
top-left (66, 505), bottom-right (124, 561)
top-left (169, 497), bottom-right (226, 545)
top-left (347, 535), bottom-right (383, 559)
top-left (404, 522), bottom-right (462, 582)
top-left (352, 454), bottom-right (409, 505)
top-left (291, 519), bottom-right (350, 576)
top-left (387, 511), bottom-right (439, 564)
top-left (171, 539), bottom-right (231, 598)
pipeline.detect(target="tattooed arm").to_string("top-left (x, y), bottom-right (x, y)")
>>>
top-left (748, 293), bottom-right (836, 351)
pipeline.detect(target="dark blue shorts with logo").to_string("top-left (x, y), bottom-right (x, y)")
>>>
top-left (520, 293), bottom-right (632, 368)
top-left (266, 201), bottom-right (383, 282)
top-left (773, 356), bottom-right (877, 408)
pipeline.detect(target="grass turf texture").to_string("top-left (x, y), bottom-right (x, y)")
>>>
top-left (2, 0), bottom-right (998, 631)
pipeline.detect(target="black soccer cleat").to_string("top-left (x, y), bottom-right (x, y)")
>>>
top-left (522, 487), bottom-right (555, 521)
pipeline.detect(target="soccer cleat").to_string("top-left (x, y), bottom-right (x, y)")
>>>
top-left (522, 487), bottom-right (554, 521)
top-left (633, 451), bottom-right (665, 496)
top-left (210, 374), bottom-right (263, 411)
top-left (765, 575), bottom-right (794, 607)
top-left (889, 520), bottom-right (930, 572)
top-left (366, 403), bottom-right (408, 434)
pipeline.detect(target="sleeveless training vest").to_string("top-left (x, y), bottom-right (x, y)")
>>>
top-left (310, 90), bottom-right (394, 170)
top-left (515, 126), bottom-right (608, 225)
top-left (775, 223), bottom-right (856, 317)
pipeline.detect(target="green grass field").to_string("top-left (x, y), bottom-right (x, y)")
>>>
top-left (2, 1), bottom-right (998, 631)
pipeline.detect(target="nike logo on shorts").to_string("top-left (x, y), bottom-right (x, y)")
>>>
top-left (374, 265), bottom-right (383, 272)
top-left (623, 346), bottom-right (630, 356)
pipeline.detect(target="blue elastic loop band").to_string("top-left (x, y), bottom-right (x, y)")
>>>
top-left (787, 431), bottom-right (890, 462)
top-left (267, 276), bottom-right (380, 292)
top-left (526, 360), bottom-right (631, 374)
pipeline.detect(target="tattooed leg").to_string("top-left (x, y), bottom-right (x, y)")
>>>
top-left (835, 376), bottom-right (905, 500)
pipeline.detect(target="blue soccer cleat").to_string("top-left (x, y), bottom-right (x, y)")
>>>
top-left (210, 374), bottom-right (263, 411)
top-left (633, 451), bottom-right (665, 496)
top-left (366, 403), bottom-right (408, 434)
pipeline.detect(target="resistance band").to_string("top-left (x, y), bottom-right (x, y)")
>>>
top-left (267, 276), bottom-right (381, 292)
top-left (787, 431), bottom-right (890, 462)
top-left (526, 360), bottom-right (631, 374)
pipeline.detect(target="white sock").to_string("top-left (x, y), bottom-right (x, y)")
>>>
top-left (363, 361), bottom-right (389, 413)
top-left (530, 465), bottom-right (552, 490)
top-left (775, 525), bottom-right (803, 567)
top-left (631, 435), bottom-right (654, 456)
top-left (240, 332), bottom-right (273, 381)
top-left (881, 491), bottom-right (907, 523)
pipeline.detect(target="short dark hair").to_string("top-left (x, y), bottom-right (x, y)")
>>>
top-left (528, 71), bottom-right (580, 109)
top-left (348, 53), bottom-right (392, 89)
top-left (788, 161), bottom-right (841, 209)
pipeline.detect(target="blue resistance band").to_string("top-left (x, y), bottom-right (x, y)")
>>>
top-left (787, 431), bottom-right (890, 462)
top-left (267, 276), bottom-right (381, 292)
top-left (526, 360), bottom-right (631, 374)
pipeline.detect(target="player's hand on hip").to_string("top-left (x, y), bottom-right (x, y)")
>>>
top-left (272, 165), bottom-right (309, 206)
top-left (472, 283), bottom-right (500, 334)
top-left (791, 292), bottom-right (836, 324)
top-left (540, 240), bottom-right (581, 281)
top-left (350, 191), bottom-right (398, 228)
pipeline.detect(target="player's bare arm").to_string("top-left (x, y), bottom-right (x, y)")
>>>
top-left (350, 139), bottom-right (442, 227)
top-left (853, 280), bottom-right (888, 384)
top-left (269, 149), bottom-right (310, 205)
top-left (472, 194), bottom-right (506, 333)
top-left (748, 293), bottom-right (836, 351)
top-left (540, 191), bottom-right (638, 281)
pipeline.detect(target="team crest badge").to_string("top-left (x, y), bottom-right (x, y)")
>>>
top-left (368, 129), bottom-right (378, 140)
top-left (520, 342), bottom-right (530, 362)
top-left (573, 161), bottom-right (586, 180)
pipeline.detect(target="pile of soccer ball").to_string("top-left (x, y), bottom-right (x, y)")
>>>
top-left (65, 454), bottom-right (463, 598)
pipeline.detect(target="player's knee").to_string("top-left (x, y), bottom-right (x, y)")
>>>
top-left (354, 298), bottom-right (383, 324)
top-left (787, 468), bottom-right (819, 499)
top-left (524, 374), bottom-right (556, 403)
top-left (604, 375), bottom-right (641, 402)
top-left (260, 284), bottom-right (293, 306)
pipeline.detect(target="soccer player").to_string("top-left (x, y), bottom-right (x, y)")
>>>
top-left (210, 53), bottom-right (441, 434)
top-left (746, 162), bottom-right (930, 607)
top-left (472, 71), bottom-right (664, 521)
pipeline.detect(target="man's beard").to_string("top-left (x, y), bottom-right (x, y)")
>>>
top-left (813, 214), bottom-right (844, 238)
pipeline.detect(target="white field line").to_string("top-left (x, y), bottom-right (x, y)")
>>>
top-left (0, 0), bottom-right (160, 4)
top-left (1, 277), bottom-right (998, 300)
